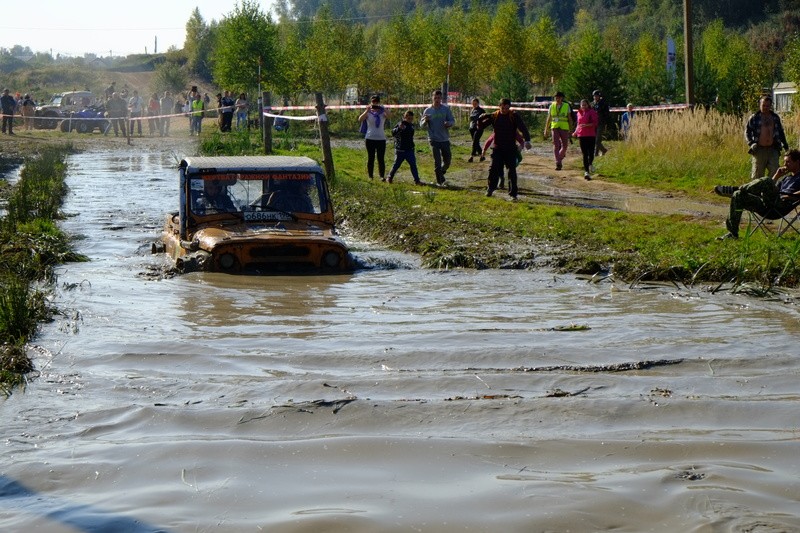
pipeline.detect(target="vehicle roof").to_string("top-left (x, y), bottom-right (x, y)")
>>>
top-left (181, 156), bottom-right (324, 175)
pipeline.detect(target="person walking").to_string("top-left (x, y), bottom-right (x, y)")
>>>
top-left (420, 89), bottom-right (455, 185)
top-left (1, 89), bottom-right (16, 135)
top-left (468, 98), bottom-right (486, 162)
top-left (481, 98), bottom-right (532, 200)
top-left (543, 91), bottom-right (574, 171)
top-left (745, 95), bottom-right (789, 181)
top-left (573, 99), bottom-right (598, 180)
top-left (358, 95), bottom-right (390, 181)
top-left (591, 89), bottom-right (610, 156)
top-left (387, 110), bottom-right (421, 185)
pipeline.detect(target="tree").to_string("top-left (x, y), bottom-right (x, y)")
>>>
top-left (152, 60), bottom-right (190, 95)
top-left (184, 8), bottom-right (216, 80)
top-left (212, 1), bottom-right (281, 94)
top-left (304, 5), bottom-right (366, 95)
top-left (527, 15), bottom-right (565, 94)
top-left (559, 11), bottom-right (624, 105)
top-left (623, 33), bottom-right (674, 105)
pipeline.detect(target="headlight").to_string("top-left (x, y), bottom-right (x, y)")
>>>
top-left (219, 253), bottom-right (236, 270)
top-left (323, 251), bottom-right (340, 268)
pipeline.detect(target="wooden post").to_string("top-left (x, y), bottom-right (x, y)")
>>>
top-left (683, 0), bottom-right (694, 106)
top-left (262, 91), bottom-right (273, 154)
top-left (315, 92), bottom-right (335, 179)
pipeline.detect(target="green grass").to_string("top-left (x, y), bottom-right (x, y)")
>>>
top-left (0, 146), bottom-right (83, 393)
top-left (195, 115), bottom-right (800, 288)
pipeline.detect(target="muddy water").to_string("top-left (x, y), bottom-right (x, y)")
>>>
top-left (2, 144), bottom-right (800, 532)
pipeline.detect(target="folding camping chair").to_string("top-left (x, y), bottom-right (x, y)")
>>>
top-left (747, 199), bottom-right (800, 237)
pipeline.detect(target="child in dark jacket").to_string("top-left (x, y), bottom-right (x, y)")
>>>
top-left (387, 110), bottom-right (421, 184)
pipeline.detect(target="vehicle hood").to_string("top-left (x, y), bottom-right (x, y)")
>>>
top-left (191, 221), bottom-right (342, 250)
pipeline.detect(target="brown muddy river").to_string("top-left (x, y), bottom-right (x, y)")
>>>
top-left (2, 143), bottom-right (800, 532)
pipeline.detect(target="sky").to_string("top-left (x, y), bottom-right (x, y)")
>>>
top-left (0, 1), bottom-right (276, 58)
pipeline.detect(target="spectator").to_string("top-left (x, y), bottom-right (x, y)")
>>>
top-left (387, 110), bottom-right (421, 185)
top-left (420, 89), bottom-right (455, 185)
top-left (20, 93), bottom-right (36, 131)
top-left (468, 98), bottom-right (486, 162)
top-left (147, 92), bottom-right (161, 136)
top-left (190, 93), bottom-right (205, 136)
top-left (543, 91), bottom-right (574, 171)
top-left (1, 89), bottom-right (16, 135)
top-left (619, 103), bottom-right (634, 140)
top-left (105, 82), bottom-right (116, 101)
top-left (481, 130), bottom-right (525, 190)
top-left (128, 90), bottom-right (144, 136)
top-left (358, 95), bottom-right (390, 181)
top-left (221, 90), bottom-right (235, 132)
top-left (235, 93), bottom-right (248, 129)
top-left (104, 92), bottom-right (128, 137)
top-left (745, 95), bottom-right (789, 181)
top-left (573, 98), bottom-right (598, 180)
top-left (159, 91), bottom-right (174, 136)
top-left (592, 89), bottom-right (610, 156)
top-left (716, 149), bottom-right (800, 239)
top-left (480, 98), bottom-right (531, 199)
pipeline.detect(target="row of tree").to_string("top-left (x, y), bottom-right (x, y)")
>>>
top-left (161, 0), bottom-right (800, 115)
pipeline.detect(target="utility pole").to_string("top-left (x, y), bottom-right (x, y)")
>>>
top-left (684, 0), bottom-right (694, 106)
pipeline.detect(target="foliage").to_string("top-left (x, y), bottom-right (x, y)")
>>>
top-left (151, 60), bottom-right (190, 95)
top-left (559, 11), bottom-right (624, 105)
top-left (184, 8), bottom-right (216, 80)
top-left (212, 0), bottom-right (281, 95)
top-left (700, 20), bottom-right (765, 114)
top-left (303, 5), bottom-right (366, 96)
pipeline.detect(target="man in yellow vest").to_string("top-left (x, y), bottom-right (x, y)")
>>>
top-left (190, 93), bottom-right (205, 136)
top-left (543, 91), bottom-right (575, 171)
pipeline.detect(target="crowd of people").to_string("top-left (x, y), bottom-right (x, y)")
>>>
top-left (360, 89), bottom-right (623, 200)
top-left (0, 82), bottom-right (251, 137)
top-left (357, 89), bottom-right (799, 239)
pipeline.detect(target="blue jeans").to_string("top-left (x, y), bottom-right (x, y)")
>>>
top-left (236, 112), bottom-right (247, 129)
top-left (389, 150), bottom-right (420, 183)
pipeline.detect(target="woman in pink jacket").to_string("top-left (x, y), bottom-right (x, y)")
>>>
top-left (573, 98), bottom-right (598, 180)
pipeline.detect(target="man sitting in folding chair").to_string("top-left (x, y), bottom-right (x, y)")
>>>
top-left (715, 148), bottom-right (800, 239)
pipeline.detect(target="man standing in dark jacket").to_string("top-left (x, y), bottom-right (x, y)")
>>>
top-left (1, 89), bottom-right (16, 135)
top-left (592, 89), bottom-right (610, 156)
top-left (745, 95), bottom-right (789, 180)
top-left (482, 98), bottom-right (531, 199)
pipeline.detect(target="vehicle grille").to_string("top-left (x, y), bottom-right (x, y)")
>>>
top-left (249, 245), bottom-right (311, 258)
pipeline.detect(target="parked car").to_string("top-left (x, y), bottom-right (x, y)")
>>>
top-left (154, 155), bottom-right (353, 274)
top-left (35, 91), bottom-right (96, 130)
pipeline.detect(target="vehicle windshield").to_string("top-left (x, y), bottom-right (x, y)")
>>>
top-left (189, 171), bottom-right (328, 220)
top-left (50, 96), bottom-right (63, 106)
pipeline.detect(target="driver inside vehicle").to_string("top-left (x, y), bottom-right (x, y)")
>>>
top-left (264, 179), bottom-right (314, 213)
top-left (197, 180), bottom-right (237, 213)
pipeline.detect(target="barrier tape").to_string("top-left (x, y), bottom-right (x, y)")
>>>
top-left (0, 102), bottom-right (692, 124)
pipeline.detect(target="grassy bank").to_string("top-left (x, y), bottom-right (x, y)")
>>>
top-left (0, 146), bottom-right (86, 394)
top-left (201, 112), bottom-right (800, 289)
